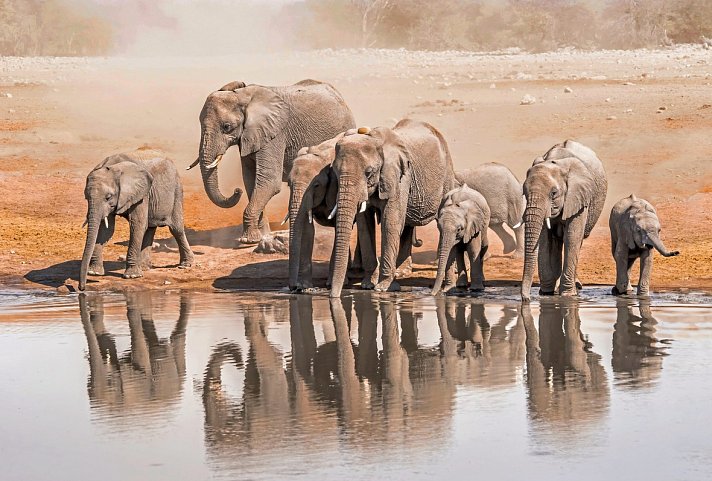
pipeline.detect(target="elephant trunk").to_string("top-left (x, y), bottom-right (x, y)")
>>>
top-left (79, 205), bottom-right (101, 290)
top-left (329, 180), bottom-right (360, 298)
top-left (521, 195), bottom-right (549, 301)
top-left (648, 232), bottom-right (679, 257)
top-left (199, 131), bottom-right (242, 208)
top-left (288, 185), bottom-right (310, 290)
top-left (432, 230), bottom-right (457, 295)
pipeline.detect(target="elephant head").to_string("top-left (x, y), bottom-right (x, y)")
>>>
top-left (193, 81), bottom-right (288, 209)
top-left (625, 196), bottom-right (679, 257)
top-left (432, 185), bottom-right (488, 295)
top-left (80, 159), bottom-right (152, 290)
top-left (329, 127), bottom-right (411, 297)
top-left (287, 135), bottom-right (342, 290)
top-left (520, 153), bottom-right (596, 300)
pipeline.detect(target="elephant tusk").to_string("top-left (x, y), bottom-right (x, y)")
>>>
top-left (186, 158), bottom-right (200, 171)
top-left (308, 210), bottom-right (313, 224)
top-left (204, 154), bottom-right (223, 170)
top-left (328, 204), bottom-right (338, 220)
top-left (546, 217), bottom-right (551, 230)
top-left (281, 212), bottom-right (289, 226)
top-left (104, 217), bottom-right (109, 228)
top-left (512, 221), bottom-right (522, 229)
top-left (82, 219), bottom-right (88, 228)
top-left (359, 201), bottom-right (367, 213)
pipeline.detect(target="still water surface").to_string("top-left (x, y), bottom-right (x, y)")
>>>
top-left (1, 290), bottom-right (711, 481)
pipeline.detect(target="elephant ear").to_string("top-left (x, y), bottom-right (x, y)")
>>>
top-left (238, 86), bottom-right (288, 156)
top-left (625, 214), bottom-right (638, 250)
top-left (463, 200), bottom-right (486, 243)
top-left (324, 168), bottom-right (338, 210)
top-left (373, 128), bottom-right (410, 200)
top-left (562, 157), bottom-right (595, 220)
top-left (114, 161), bottom-right (153, 214)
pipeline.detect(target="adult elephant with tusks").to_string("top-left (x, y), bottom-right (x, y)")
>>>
top-left (328, 119), bottom-right (456, 298)
top-left (188, 79), bottom-right (356, 246)
top-left (520, 140), bottom-right (607, 301)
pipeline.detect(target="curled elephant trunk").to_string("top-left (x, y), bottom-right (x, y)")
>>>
top-left (329, 186), bottom-right (359, 298)
top-left (432, 231), bottom-right (457, 295)
top-left (79, 206), bottom-right (101, 291)
top-left (288, 185), bottom-right (310, 290)
top-left (199, 133), bottom-right (242, 208)
top-left (648, 233), bottom-right (679, 257)
top-left (521, 195), bottom-right (548, 301)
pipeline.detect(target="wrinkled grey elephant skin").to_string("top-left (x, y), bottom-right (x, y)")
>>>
top-left (79, 148), bottom-right (194, 290)
top-left (609, 194), bottom-right (679, 296)
top-left (194, 79), bottom-right (356, 247)
top-left (456, 162), bottom-right (525, 258)
top-left (431, 184), bottom-right (490, 295)
top-left (520, 140), bottom-right (608, 301)
top-left (328, 119), bottom-right (457, 297)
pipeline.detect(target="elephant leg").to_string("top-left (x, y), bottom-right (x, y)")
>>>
top-left (637, 248), bottom-right (653, 296)
top-left (612, 241), bottom-right (632, 295)
top-left (299, 219), bottom-right (315, 289)
top-left (347, 234), bottom-right (364, 279)
top-left (89, 214), bottom-right (115, 276)
top-left (491, 223), bottom-right (517, 256)
top-left (124, 204), bottom-right (148, 279)
top-left (560, 211), bottom-right (587, 296)
top-left (395, 225), bottom-right (414, 279)
top-left (467, 237), bottom-right (485, 291)
top-left (358, 211), bottom-right (379, 290)
top-left (538, 228), bottom-right (562, 295)
top-left (512, 223), bottom-right (524, 259)
top-left (240, 140), bottom-right (286, 245)
top-left (140, 226), bottom-right (157, 270)
top-left (455, 244), bottom-right (468, 288)
top-left (169, 224), bottom-right (194, 268)
top-left (375, 203), bottom-right (407, 292)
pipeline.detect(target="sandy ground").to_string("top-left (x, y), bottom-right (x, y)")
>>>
top-left (1, 46), bottom-right (711, 294)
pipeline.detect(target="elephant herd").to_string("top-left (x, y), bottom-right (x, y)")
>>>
top-left (79, 79), bottom-right (679, 299)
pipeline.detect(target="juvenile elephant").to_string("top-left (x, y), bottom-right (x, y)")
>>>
top-left (431, 184), bottom-right (490, 295)
top-left (79, 149), bottom-right (193, 290)
top-left (328, 119), bottom-right (456, 297)
top-left (609, 194), bottom-right (679, 296)
top-left (520, 140), bottom-right (607, 301)
top-left (191, 79), bottom-right (356, 246)
top-left (456, 162), bottom-right (525, 258)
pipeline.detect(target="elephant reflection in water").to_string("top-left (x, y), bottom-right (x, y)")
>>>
top-left (203, 298), bottom-right (340, 459)
top-left (612, 300), bottom-right (668, 387)
top-left (520, 302), bottom-right (609, 428)
top-left (435, 299), bottom-right (526, 387)
top-left (79, 292), bottom-right (190, 415)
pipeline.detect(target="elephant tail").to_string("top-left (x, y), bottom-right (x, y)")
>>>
top-left (412, 227), bottom-right (423, 248)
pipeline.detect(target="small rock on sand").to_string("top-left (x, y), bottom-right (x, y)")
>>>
top-left (607, 115), bottom-right (618, 120)
top-left (564, 86), bottom-right (573, 93)
top-left (520, 94), bottom-right (536, 105)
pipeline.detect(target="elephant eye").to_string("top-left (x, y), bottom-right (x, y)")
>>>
top-left (105, 193), bottom-right (113, 200)
top-left (550, 189), bottom-right (558, 199)
top-left (221, 122), bottom-right (233, 133)
top-left (365, 167), bottom-right (374, 177)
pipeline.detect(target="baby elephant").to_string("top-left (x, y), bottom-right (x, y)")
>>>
top-left (456, 162), bottom-right (525, 258)
top-left (79, 149), bottom-right (194, 290)
top-left (609, 194), bottom-right (679, 296)
top-left (432, 184), bottom-right (490, 295)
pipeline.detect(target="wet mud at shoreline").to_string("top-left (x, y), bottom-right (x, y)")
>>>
top-left (1, 289), bottom-right (711, 480)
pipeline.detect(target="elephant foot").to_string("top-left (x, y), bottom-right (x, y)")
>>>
top-left (469, 285), bottom-right (485, 293)
top-left (87, 263), bottom-right (104, 276)
top-left (559, 288), bottom-right (578, 297)
top-left (375, 279), bottom-right (399, 292)
top-left (252, 234), bottom-right (288, 255)
top-left (575, 279), bottom-right (583, 290)
top-left (361, 279), bottom-right (375, 290)
top-left (178, 260), bottom-right (193, 269)
top-left (636, 287), bottom-right (650, 297)
top-left (611, 285), bottom-right (630, 296)
top-left (123, 266), bottom-right (143, 279)
top-left (539, 289), bottom-right (556, 296)
top-left (238, 227), bottom-right (266, 246)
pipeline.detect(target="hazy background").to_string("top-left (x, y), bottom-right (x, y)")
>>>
top-left (1, 0), bottom-right (711, 57)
